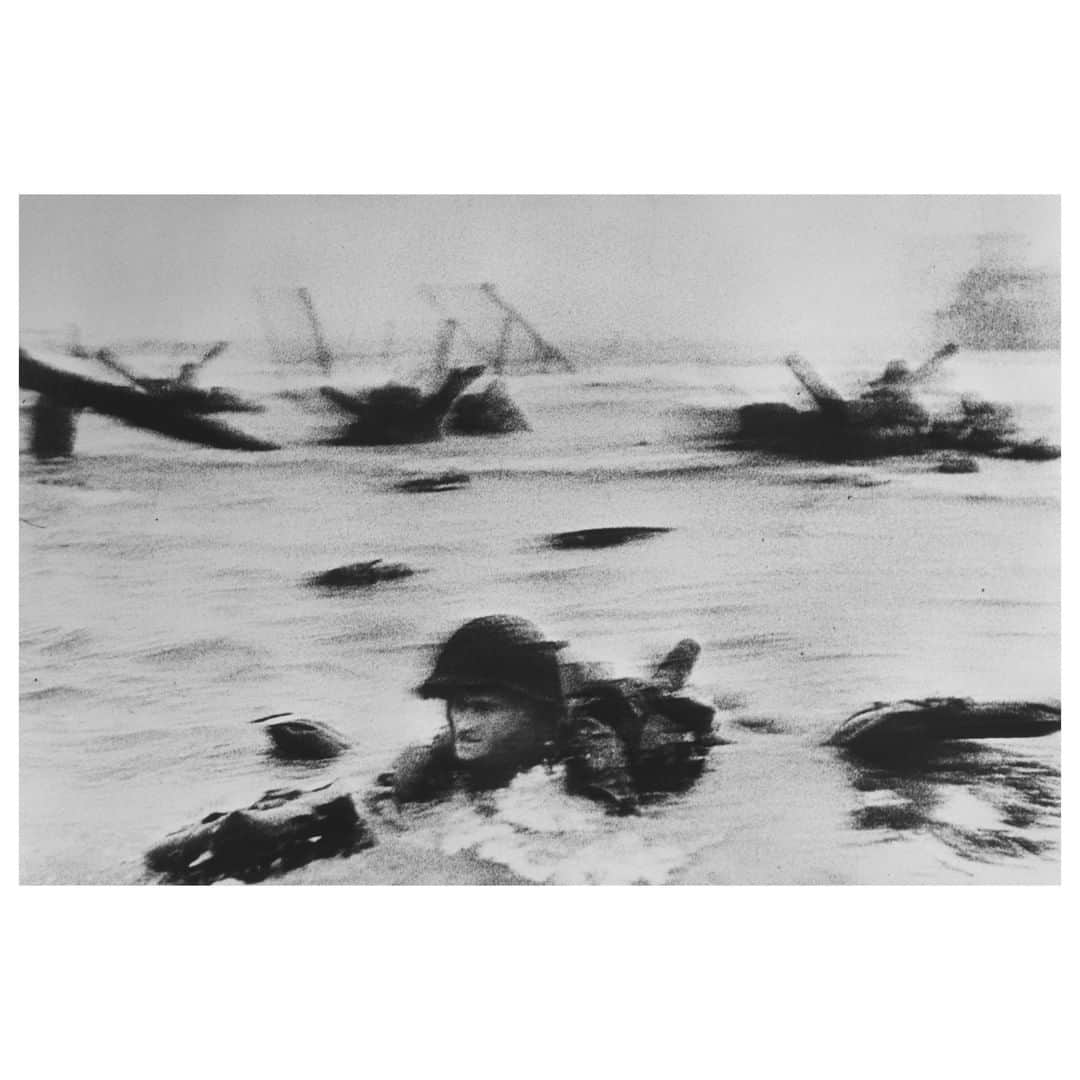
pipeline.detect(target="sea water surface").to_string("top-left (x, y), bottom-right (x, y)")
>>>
top-left (18, 347), bottom-right (1061, 884)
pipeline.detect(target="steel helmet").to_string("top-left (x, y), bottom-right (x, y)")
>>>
top-left (416, 615), bottom-right (565, 704)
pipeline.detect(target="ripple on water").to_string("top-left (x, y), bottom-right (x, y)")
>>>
top-left (21, 683), bottom-right (86, 705)
top-left (139, 637), bottom-right (265, 665)
top-left (408, 767), bottom-right (706, 885)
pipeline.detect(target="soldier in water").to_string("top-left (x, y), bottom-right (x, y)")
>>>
top-left (146, 613), bottom-right (1058, 884)
top-left (146, 615), bottom-right (721, 883)
top-left (376, 614), bottom-right (719, 814)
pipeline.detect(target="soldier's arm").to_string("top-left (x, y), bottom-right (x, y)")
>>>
top-left (375, 733), bottom-right (457, 803)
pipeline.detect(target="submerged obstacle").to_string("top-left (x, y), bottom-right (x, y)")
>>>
top-left (28, 396), bottom-right (80, 459)
top-left (92, 341), bottom-right (261, 415)
top-left (447, 379), bottom-right (530, 435)
top-left (422, 317), bottom-right (531, 435)
top-left (420, 283), bottom-right (576, 434)
top-left (321, 365), bottom-right (486, 446)
top-left (19, 349), bottom-right (278, 456)
top-left (1001, 439), bottom-right (1061, 462)
top-left (420, 283), bottom-right (572, 374)
top-left (127, 381), bottom-right (262, 415)
top-left (718, 347), bottom-right (1060, 464)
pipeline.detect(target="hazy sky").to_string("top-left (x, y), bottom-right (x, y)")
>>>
top-left (20, 195), bottom-right (1060, 355)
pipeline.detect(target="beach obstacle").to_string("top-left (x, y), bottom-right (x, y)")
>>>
top-left (20, 349), bottom-right (279, 458)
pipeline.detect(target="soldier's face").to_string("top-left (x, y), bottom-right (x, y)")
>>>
top-left (447, 689), bottom-right (540, 764)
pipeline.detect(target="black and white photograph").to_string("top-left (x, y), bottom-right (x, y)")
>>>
top-left (9, 8), bottom-right (1074, 1079)
top-left (19, 193), bottom-right (1061, 886)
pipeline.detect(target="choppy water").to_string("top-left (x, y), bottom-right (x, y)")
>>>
top-left (19, 347), bottom-right (1061, 884)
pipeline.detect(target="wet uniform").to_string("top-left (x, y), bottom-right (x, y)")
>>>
top-left (381, 629), bottom-right (719, 815)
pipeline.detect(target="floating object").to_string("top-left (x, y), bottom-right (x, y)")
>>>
top-left (19, 349), bottom-right (278, 454)
top-left (547, 527), bottom-right (673, 550)
top-left (938, 453), bottom-right (979, 474)
top-left (825, 698), bottom-right (1061, 753)
top-left (308, 559), bottom-right (416, 588)
top-left (252, 713), bottom-right (351, 760)
top-left (145, 785), bottom-right (372, 885)
top-left (395, 471), bottom-right (471, 493)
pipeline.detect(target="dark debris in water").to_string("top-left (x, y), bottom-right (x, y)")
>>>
top-left (826, 698), bottom-right (1060, 750)
top-left (394, 471), bottom-right (471, 493)
top-left (308, 559), bottom-right (416, 588)
top-left (252, 713), bottom-right (351, 760)
top-left (145, 785), bottom-right (374, 885)
top-left (546, 527), bottom-right (673, 550)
